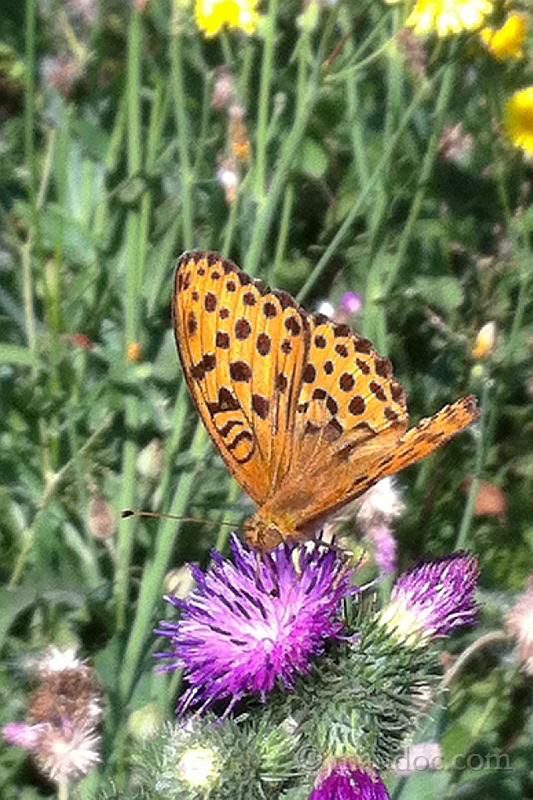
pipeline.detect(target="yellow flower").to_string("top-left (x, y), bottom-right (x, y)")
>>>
top-left (195, 0), bottom-right (259, 37)
top-left (127, 341), bottom-right (144, 363)
top-left (504, 87), bottom-right (533, 157)
top-left (407, 0), bottom-right (494, 37)
top-left (480, 13), bottom-right (528, 60)
top-left (471, 321), bottom-right (497, 360)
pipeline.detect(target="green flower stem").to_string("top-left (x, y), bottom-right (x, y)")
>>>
top-left (245, 78), bottom-right (316, 275)
top-left (507, 271), bottom-right (531, 364)
top-left (24, 0), bottom-right (37, 231)
top-left (9, 417), bottom-right (112, 588)
top-left (365, 45), bottom-right (454, 349)
top-left (254, 0), bottom-right (279, 203)
top-left (345, 76), bottom-right (369, 189)
top-left (454, 377), bottom-right (489, 551)
top-left (220, 31), bottom-right (234, 68)
top-left (22, 0), bottom-right (40, 372)
top-left (326, 30), bottom-right (395, 84)
top-left (57, 780), bottom-right (69, 800)
top-left (221, 185), bottom-right (241, 255)
top-left (21, 125), bottom-right (55, 370)
top-left (440, 630), bottom-right (509, 690)
top-left (119, 426), bottom-right (209, 704)
top-left (239, 39), bottom-right (255, 103)
top-left (191, 75), bottom-right (213, 185)
top-left (214, 481), bottom-right (243, 554)
top-left (115, 7), bottom-right (144, 631)
top-left (119, 14), bottom-right (218, 703)
top-left (245, 6), bottom-right (339, 275)
top-left (382, 58), bottom-right (458, 298)
top-left (170, 31), bottom-right (194, 249)
top-left (156, 384), bottom-right (190, 506)
top-left (273, 183), bottom-right (294, 274)
top-left (297, 69), bottom-right (443, 303)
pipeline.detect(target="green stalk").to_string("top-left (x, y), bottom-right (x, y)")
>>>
top-left (24, 0), bottom-right (37, 228)
top-left (297, 69), bottom-right (443, 303)
top-left (273, 183), bottom-right (294, 274)
top-left (383, 59), bottom-right (458, 296)
top-left (245, 81), bottom-right (316, 275)
top-left (454, 378), bottom-right (489, 551)
top-left (345, 76), bottom-right (370, 189)
top-left (119, 427), bottom-right (209, 703)
top-left (22, 0), bottom-right (38, 364)
top-left (115, 7), bottom-right (144, 631)
top-left (118, 14), bottom-right (214, 705)
top-left (254, 0), bottom-right (279, 203)
top-left (170, 32), bottom-right (194, 249)
top-left (245, 4), bottom-right (341, 275)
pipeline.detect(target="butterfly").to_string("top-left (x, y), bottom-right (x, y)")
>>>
top-left (173, 251), bottom-right (479, 552)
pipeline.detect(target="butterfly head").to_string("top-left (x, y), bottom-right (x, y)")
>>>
top-left (243, 508), bottom-right (302, 552)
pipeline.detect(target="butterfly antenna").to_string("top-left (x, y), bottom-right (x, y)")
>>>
top-left (121, 509), bottom-right (240, 528)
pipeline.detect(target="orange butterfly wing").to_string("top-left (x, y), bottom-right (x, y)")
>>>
top-left (173, 251), bottom-right (479, 550)
top-left (173, 251), bottom-right (310, 505)
top-left (263, 396), bottom-right (478, 537)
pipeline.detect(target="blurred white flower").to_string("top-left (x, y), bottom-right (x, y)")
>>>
top-left (357, 477), bottom-right (405, 532)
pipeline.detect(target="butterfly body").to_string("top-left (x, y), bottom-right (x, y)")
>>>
top-left (173, 251), bottom-right (479, 551)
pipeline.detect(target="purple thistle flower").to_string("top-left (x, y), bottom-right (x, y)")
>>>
top-left (340, 291), bottom-right (363, 316)
top-left (380, 553), bottom-right (479, 645)
top-left (156, 534), bottom-right (354, 714)
top-left (310, 761), bottom-right (390, 800)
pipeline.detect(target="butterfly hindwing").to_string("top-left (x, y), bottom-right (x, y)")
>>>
top-left (265, 395), bottom-right (478, 533)
top-left (291, 316), bottom-right (408, 470)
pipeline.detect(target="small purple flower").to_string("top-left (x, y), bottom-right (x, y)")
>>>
top-left (3, 722), bottom-right (47, 750)
top-left (340, 291), bottom-right (363, 316)
top-left (367, 524), bottom-right (397, 575)
top-left (310, 761), bottom-right (390, 800)
top-left (380, 553), bottom-right (479, 645)
top-left (156, 534), bottom-right (354, 713)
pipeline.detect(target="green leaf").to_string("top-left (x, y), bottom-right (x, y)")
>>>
top-left (0, 343), bottom-right (36, 366)
top-left (295, 138), bottom-right (328, 180)
top-left (412, 276), bottom-right (464, 312)
top-left (0, 586), bottom-right (37, 650)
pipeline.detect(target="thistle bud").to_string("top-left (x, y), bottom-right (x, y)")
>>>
top-left (178, 745), bottom-right (220, 789)
top-left (137, 438), bottom-right (165, 481)
top-left (379, 554), bottom-right (479, 647)
top-left (310, 760), bottom-right (390, 800)
top-left (128, 703), bottom-right (164, 741)
top-left (506, 579), bottom-right (533, 676)
top-left (212, 67), bottom-right (235, 111)
top-left (3, 647), bottom-right (102, 785)
top-left (88, 495), bottom-right (115, 540)
top-left (164, 564), bottom-right (196, 599)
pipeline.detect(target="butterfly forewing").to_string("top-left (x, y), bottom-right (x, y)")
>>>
top-left (173, 252), bottom-right (310, 504)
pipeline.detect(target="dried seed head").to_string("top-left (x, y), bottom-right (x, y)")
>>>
top-left (88, 495), bottom-right (116, 540)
